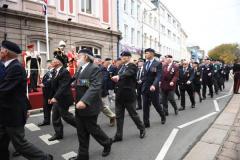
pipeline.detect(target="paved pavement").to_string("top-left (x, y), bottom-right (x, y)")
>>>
top-left (11, 81), bottom-right (233, 160)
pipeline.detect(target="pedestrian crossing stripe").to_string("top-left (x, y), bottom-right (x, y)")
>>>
top-left (62, 151), bottom-right (77, 160)
top-left (39, 134), bottom-right (59, 145)
top-left (25, 123), bottom-right (41, 131)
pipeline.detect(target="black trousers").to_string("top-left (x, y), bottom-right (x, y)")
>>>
top-left (193, 84), bottom-right (202, 102)
top-left (161, 90), bottom-right (178, 114)
top-left (0, 124), bottom-right (48, 160)
top-left (175, 84), bottom-right (180, 98)
top-left (142, 92), bottom-right (165, 125)
top-left (234, 74), bottom-right (240, 93)
top-left (213, 77), bottom-right (219, 94)
top-left (202, 81), bottom-right (213, 98)
top-left (30, 70), bottom-right (38, 90)
top-left (75, 115), bottom-right (111, 160)
top-left (115, 100), bottom-right (145, 138)
top-left (180, 85), bottom-right (195, 107)
top-left (52, 103), bottom-right (76, 137)
top-left (136, 84), bottom-right (143, 109)
top-left (42, 89), bottom-right (52, 123)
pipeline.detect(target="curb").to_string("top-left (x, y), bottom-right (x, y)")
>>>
top-left (183, 94), bottom-right (240, 160)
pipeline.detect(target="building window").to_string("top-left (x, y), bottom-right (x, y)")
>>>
top-left (124, 0), bottom-right (127, 12)
top-left (149, 13), bottom-right (152, 24)
top-left (161, 25), bottom-right (165, 34)
top-left (103, 0), bottom-right (109, 23)
top-left (124, 24), bottom-right (129, 41)
top-left (137, 31), bottom-right (140, 47)
top-left (150, 35), bottom-right (152, 48)
top-left (173, 19), bottom-right (176, 27)
top-left (168, 14), bottom-right (171, 23)
top-left (29, 40), bottom-right (47, 69)
top-left (131, 0), bottom-right (134, 16)
top-left (81, 0), bottom-right (92, 14)
top-left (137, 4), bottom-right (140, 20)
top-left (59, 0), bottom-right (66, 12)
top-left (143, 9), bottom-right (147, 22)
top-left (154, 38), bottom-right (157, 50)
top-left (173, 34), bottom-right (176, 41)
top-left (154, 17), bottom-right (157, 29)
top-left (131, 28), bottom-right (135, 44)
top-left (144, 33), bottom-right (147, 47)
top-left (160, 7), bottom-right (165, 17)
top-left (168, 29), bottom-right (171, 38)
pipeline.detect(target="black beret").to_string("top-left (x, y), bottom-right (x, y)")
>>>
top-left (78, 49), bottom-right (93, 57)
top-left (121, 51), bottom-right (132, 57)
top-left (155, 53), bottom-right (161, 58)
top-left (1, 40), bottom-right (21, 54)
top-left (165, 55), bottom-right (173, 58)
top-left (54, 54), bottom-right (67, 65)
top-left (116, 57), bottom-right (121, 61)
top-left (193, 61), bottom-right (199, 64)
top-left (145, 48), bottom-right (155, 54)
top-left (94, 55), bottom-right (102, 59)
top-left (105, 58), bottom-right (112, 61)
top-left (138, 58), bottom-right (144, 62)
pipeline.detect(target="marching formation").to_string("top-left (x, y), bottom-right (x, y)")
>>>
top-left (0, 40), bottom-right (240, 160)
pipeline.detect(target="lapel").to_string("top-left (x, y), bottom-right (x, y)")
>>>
top-left (79, 63), bottom-right (91, 78)
top-left (55, 67), bottom-right (64, 79)
top-left (5, 59), bottom-right (18, 71)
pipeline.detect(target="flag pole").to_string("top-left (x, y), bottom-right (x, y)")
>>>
top-left (45, 4), bottom-right (50, 60)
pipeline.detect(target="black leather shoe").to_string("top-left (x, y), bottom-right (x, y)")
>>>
top-left (179, 107), bottom-right (185, 111)
top-left (144, 123), bottom-right (150, 128)
top-left (38, 122), bottom-right (50, 127)
top-left (47, 154), bottom-right (53, 160)
top-left (68, 156), bottom-right (77, 160)
top-left (102, 139), bottom-right (112, 157)
top-left (191, 104), bottom-right (195, 108)
top-left (48, 135), bottom-right (63, 141)
top-left (200, 98), bottom-right (202, 103)
top-left (136, 107), bottom-right (142, 110)
top-left (202, 97), bottom-right (206, 100)
top-left (140, 129), bottom-right (146, 139)
top-left (165, 112), bottom-right (169, 116)
top-left (112, 136), bottom-right (122, 143)
top-left (12, 151), bottom-right (21, 157)
top-left (161, 117), bottom-right (166, 124)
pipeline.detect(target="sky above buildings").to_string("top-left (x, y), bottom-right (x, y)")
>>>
top-left (161, 0), bottom-right (240, 52)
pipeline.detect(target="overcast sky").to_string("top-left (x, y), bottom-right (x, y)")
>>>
top-left (161, 0), bottom-right (240, 52)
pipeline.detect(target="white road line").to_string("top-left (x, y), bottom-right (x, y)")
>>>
top-left (30, 108), bottom-right (75, 118)
top-left (215, 94), bottom-right (231, 100)
top-left (39, 134), bottom-right (59, 145)
top-left (213, 100), bottom-right (220, 112)
top-left (155, 128), bottom-right (179, 160)
top-left (177, 112), bottom-right (217, 129)
top-left (25, 123), bottom-right (41, 131)
top-left (62, 151), bottom-right (77, 160)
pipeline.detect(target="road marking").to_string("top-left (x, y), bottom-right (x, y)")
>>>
top-left (30, 108), bottom-right (75, 118)
top-left (62, 151), bottom-right (77, 160)
top-left (216, 94), bottom-right (231, 100)
top-left (213, 100), bottom-right (220, 112)
top-left (25, 123), bottom-right (41, 131)
top-left (155, 128), bottom-right (179, 160)
top-left (39, 134), bottom-right (59, 145)
top-left (177, 112), bottom-right (217, 129)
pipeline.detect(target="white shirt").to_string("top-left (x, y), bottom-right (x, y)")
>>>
top-left (55, 66), bottom-right (62, 77)
top-left (81, 62), bottom-right (90, 73)
top-left (4, 59), bottom-right (16, 67)
top-left (167, 62), bottom-right (173, 71)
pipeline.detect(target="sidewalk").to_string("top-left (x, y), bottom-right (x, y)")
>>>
top-left (184, 94), bottom-right (240, 160)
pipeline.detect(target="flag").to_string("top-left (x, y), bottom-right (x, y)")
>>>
top-left (42, 0), bottom-right (48, 15)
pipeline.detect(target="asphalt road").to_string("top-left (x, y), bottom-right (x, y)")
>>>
top-left (11, 80), bottom-right (233, 160)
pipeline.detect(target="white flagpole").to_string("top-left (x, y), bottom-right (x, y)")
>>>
top-left (45, 3), bottom-right (50, 60)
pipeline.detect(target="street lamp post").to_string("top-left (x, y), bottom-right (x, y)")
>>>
top-left (141, 8), bottom-right (157, 58)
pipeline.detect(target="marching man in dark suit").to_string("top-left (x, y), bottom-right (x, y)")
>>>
top-left (141, 48), bottom-right (166, 128)
top-left (136, 59), bottom-right (145, 110)
top-left (192, 62), bottom-right (203, 103)
top-left (0, 40), bottom-right (53, 160)
top-left (38, 60), bottom-right (55, 126)
top-left (69, 49), bottom-right (112, 160)
top-left (160, 55), bottom-right (179, 116)
top-left (178, 60), bottom-right (195, 110)
top-left (48, 54), bottom-right (76, 141)
top-left (201, 58), bottom-right (214, 99)
top-left (111, 51), bottom-right (145, 142)
top-left (233, 61), bottom-right (240, 94)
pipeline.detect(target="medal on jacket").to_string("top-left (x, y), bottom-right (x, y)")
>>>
top-left (151, 67), bottom-right (157, 72)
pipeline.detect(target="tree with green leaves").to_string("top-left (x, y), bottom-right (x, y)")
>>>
top-left (208, 43), bottom-right (240, 64)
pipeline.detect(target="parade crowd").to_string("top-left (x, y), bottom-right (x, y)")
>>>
top-left (1, 40), bottom-right (240, 160)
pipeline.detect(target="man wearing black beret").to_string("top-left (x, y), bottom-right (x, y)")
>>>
top-left (0, 40), bottom-right (53, 160)
top-left (48, 54), bottom-right (77, 141)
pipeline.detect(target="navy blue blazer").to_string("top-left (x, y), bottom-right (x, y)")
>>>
top-left (141, 59), bottom-right (162, 93)
top-left (0, 61), bottom-right (5, 80)
top-left (178, 67), bottom-right (195, 86)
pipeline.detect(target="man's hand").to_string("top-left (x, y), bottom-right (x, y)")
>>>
top-left (111, 75), bottom-right (120, 83)
top-left (39, 83), bottom-right (45, 87)
top-left (186, 81), bottom-right (191, 85)
top-left (208, 73), bottom-right (212, 76)
top-left (137, 80), bottom-right (142, 84)
top-left (50, 98), bottom-right (57, 104)
top-left (170, 82), bottom-right (174, 86)
top-left (27, 111), bottom-right (30, 119)
top-left (76, 101), bottom-right (86, 110)
top-left (150, 85), bottom-right (156, 92)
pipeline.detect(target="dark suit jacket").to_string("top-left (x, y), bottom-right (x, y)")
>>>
top-left (0, 61), bottom-right (5, 80)
top-left (42, 69), bottom-right (53, 99)
top-left (115, 63), bottom-right (137, 103)
top-left (107, 64), bottom-right (117, 90)
top-left (74, 63), bottom-right (103, 116)
top-left (141, 59), bottom-right (162, 93)
top-left (178, 67), bottom-right (194, 89)
top-left (201, 64), bottom-right (214, 83)
top-left (193, 67), bottom-right (202, 85)
top-left (50, 67), bottom-right (74, 108)
top-left (161, 63), bottom-right (179, 91)
top-left (0, 59), bottom-right (29, 127)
